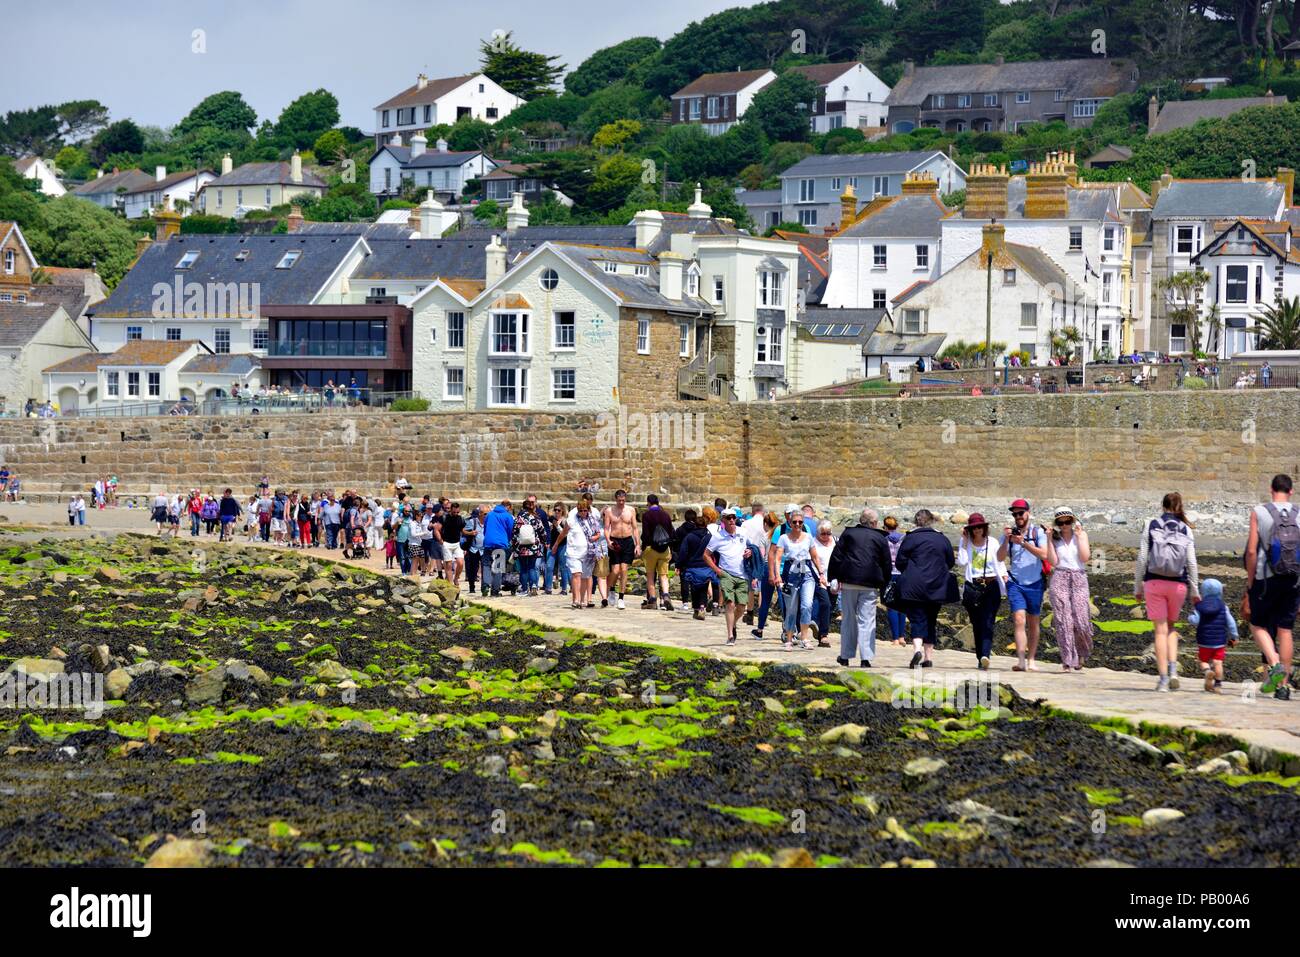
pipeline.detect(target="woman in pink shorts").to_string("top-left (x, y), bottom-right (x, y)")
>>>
top-left (1134, 492), bottom-right (1200, 692)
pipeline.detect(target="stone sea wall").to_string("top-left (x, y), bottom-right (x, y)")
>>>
top-left (2, 390), bottom-right (1297, 506)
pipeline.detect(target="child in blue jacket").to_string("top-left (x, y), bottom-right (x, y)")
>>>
top-left (1187, 578), bottom-right (1238, 694)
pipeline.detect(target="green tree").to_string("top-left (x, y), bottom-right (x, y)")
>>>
top-left (54, 146), bottom-right (87, 173)
top-left (480, 31), bottom-right (566, 99)
top-left (175, 91), bottom-right (258, 136)
top-left (577, 83), bottom-right (655, 137)
top-left (275, 89), bottom-right (340, 149)
top-left (566, 37), bottom-right (662, 96)
top-left (764, 220), bottom-right (808, 237)
top-left (447, 116), bottom-right (495, 152)
top-left (1250, 295), bottom-right (1300, 349)
top-left (0, 106), bottom-right (61, 157)
top-left (312, 129), bottom-right (347, 164)
top-left (180, 213), bottom-right (240, 234)
top-left (55, 100), bottom-right (110, 143)
top-left (27, 196), bottom-right (139, 287)
top-left (89, 120), bottom-right (144, 163)
top-left (1161, 269), bottom-right (1210, 355)
top-left (591, 119), bottom-right (642, 151)
top-left (586, 153), bottom-right (643, 212)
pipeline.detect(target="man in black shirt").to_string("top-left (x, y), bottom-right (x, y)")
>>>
top-left (439, 501), bottom-right (467, 587)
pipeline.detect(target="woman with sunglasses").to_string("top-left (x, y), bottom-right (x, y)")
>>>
top-left (1046, 506), bottom-right (1094, 672)
top-left (810, 521), bottom-right (838, 646)
top-left (770, 511), bottom-right (823, 650)
top-left (957, 513), bottom-right (1007, 671)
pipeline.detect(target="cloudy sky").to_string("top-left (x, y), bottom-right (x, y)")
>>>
top-left (5, 0), bottom-right (766, 132)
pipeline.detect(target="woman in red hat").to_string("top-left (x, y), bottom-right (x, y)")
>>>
top-left (958, 513), bottom-right (1008, 670)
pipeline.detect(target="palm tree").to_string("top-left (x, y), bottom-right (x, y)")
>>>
top-left (1249, 296), bottom-right (1300, 350)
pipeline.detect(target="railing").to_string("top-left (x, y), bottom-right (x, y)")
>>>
top-left (57, 390), bottom-right (425, 418)
top-left (266, 340), bottom-right (388, 358)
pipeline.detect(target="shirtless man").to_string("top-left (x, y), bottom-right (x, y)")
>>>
top-left (604, 489), bottom-right (640, 610)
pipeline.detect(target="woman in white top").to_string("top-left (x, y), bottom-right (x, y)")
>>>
top-left (957, 513), bottom-right (1009, 670)
top-left (769, 513), bottom-right (825, 650)
top-left (810, 522), bottom-right (837, 647)
top-left (1046, 505), bottom-right (1093, 672)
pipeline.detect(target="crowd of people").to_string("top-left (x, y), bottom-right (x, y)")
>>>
top-left (140, 474), bottom-right (1300, 701)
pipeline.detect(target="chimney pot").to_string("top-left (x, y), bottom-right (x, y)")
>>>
top-left (506, 190), bottom-right (530, 232)
top-left (633, 208), bottom-right (664, 249)
top-left (435, 138), bottom-right (448, 153)
top-left (290, 151), bottom-right (303, 184)
top-left (485, 234), bottom-right (508, 286)
top-left (417, 73), bottom-right (428, 90)
top-left (156, 165), bottom-right (167, 182)
top-left (286, 205), bottom-right (304, 232)
top-left (221, 153), bottom-right (233, 176)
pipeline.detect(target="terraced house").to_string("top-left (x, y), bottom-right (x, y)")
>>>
top-left (885, 57), bottom-right (1139, 134)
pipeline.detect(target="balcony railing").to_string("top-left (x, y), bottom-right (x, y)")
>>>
top-left (266, 340), bottom-right (388, 358)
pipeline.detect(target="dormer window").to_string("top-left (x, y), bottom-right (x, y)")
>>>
top-left (276, 250), bottom-right (302, 269)
top-left (3, 249), bottom-right (14, 275)
top-left (176, 250), bottom-right (199, 269)
top-left (602, 261), bottom-right (618, 274)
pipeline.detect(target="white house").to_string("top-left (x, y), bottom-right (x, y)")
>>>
top-left (670, 70), bottom-right (777, 136)
top-left (120, 167), bottom-right (216, 220)
top-left (0, 296), bottom-right (96, 412)
top-left (15, 156), bottom-right (65, 197)
top-left (766, 150), bottom-right (965, 232)
top-left (822, 173), bottom-right (952, 312)
top-left (788, 308), bottom-right (889, 391)
top-left (371, 73), bottom-right (523, 149)
top-left (368, 134), bottom-right (497, 200)
top-left (892, 222), bottom-right (1093, 362)
top-left (788, 61), bottom-right (891, 133)
top-left (1190, 218), bottom-right (1300, 356)
top-left (69, 168), bottom-right (155, 212)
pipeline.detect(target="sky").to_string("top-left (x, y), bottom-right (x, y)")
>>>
top-left (5, 0), bottom-right (764, 133)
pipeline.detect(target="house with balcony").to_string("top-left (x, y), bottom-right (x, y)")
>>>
top-left (670, 69), bottom-right (776, 136)
top-left (69, 168), bottom-right (155, 213)
top-left (197, 153), bottom-right (326, 218)
top-left (259, 303), bottom-right (412, 396)
top-left (120, 167), bottom-right (215, 220)
top-left (368, 134), bottom-right (497, 201)
top-left (371, 73), bottom-right (523, 150)
top-left (885, 56), bottom-right (1139, 134)
top-left (1148, 170), bottom-right (1293, 354)
top-left (788, 61), bottom-right (891, 134)
top-left (766, 150), bottom-right (964, 232)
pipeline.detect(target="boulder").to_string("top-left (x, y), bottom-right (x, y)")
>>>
top-left (819, 723), bottom-right (869, 746)
top-left (1107, 730), bottom-right (1168, 766)
top-left (4, 657), bottom-right (65, 678)
top-left (527, 657), bottom-right (557, 674)
top-left (93, 566), bottom-right (122, 583)
top-left (144, 839), bottom-right (212, 868)
top-left (185, 668), bottom-right (227, 705)
top-left (439, 646), bottom-right (476, 664)
top-left (1141, 807), bottom-right (1185, 827)
top-left (772, 848), bottom-right (815, 868)
top-left (105, 669), bottom-right (131, 699)
top-left (314, 660), bottom-right (351, 683)
top-left (904, 756), bottom-right (948, 778)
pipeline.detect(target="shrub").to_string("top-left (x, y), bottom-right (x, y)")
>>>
top-left (389, 398), bottom-right (430, 412)
top-left (1182, 375), bottom-right (1208, 390)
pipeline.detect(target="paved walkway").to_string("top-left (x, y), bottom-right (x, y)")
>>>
top-left (8, 503), bottom-right (1300, 759)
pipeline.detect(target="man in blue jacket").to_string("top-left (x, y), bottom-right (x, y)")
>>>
top-left (483, 498), bottom-right (515, 597)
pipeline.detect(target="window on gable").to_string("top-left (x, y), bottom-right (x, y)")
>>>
top-left (1069, 227), bottom-right (1083, 250)
top-left (492, 312), bottom-right (528, 354)
top-left (1224, 265), bottom-right (1248, 303)
top-left (553, 311), bottom-right (575, 350)
top-left (446, 311), bottom-right (465, 350)
top-left (873, 289), bottom-right (887, 309)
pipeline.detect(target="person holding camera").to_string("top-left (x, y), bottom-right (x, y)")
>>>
top-left (1046, 506), bottom-right (1093, 672)
top-left (998, 498), bottom-right (1049, 672)
top-left (957, 513), bottom-right (1007, 671)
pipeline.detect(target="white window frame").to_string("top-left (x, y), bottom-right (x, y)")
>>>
top-left (707, 96), bottom-right (719, 119)
top-left (799, 178), bottom-right (815, 203)
top-left (1174, 225), bottom-right (1198, 255)
top-left (276, 250), bottom-right (302, 269)
top-left (443, 366), bottom-right (465, 400)
top-left (636, 317), bottom-right (650, 354)
top-left (915, 244), bottom-right (929, 269)
top-left (175, 250), bottom-right (199, 270)
top-left (253, 328), bottom-right (269, 351)
top-left (1225, 264), bottom-right (1248, 304)
top-left (957, 94), bottom-right (971, 108)
top-left (758, 270), bottom-right (784, 308)
top-left (166, 327), bottom-right (182, 341)
top-left (1004, 269), bottom-right (1016, 285)
top-left (552, 311), bottom-right (576, 350)
top-left (1020, 303), bottom-right (1038, 329)
top-left (873, 175), bottom-right (888, 197)
top-left (1101, 271), bottom-right (1114, 305)
top-left (713, 276), bottom-right (724, 304)
top-left (1068, 226), bottom-right (1083, 251)
top-left (1103, 226), bottom-right (1116, 252)
top-left (147, 371), bottom-right (161, 397)
top-left (490, 311), bottom-right (529, 356)
top-left (1016, 91), bottom-right (1031, 104)
top-left (872, 245), bottom-right (887, 268)
top-left (769, 325), bottom-right (784, 363)
top-left (106, 371), bottom-right (119, 397)
top-left (539, 268), bottom-right (559, 291)
top-left (446, 311), bottom-right (465, 351)
top-left (1073, 98), bottom-right (1103, 118)
top-left (798, 208), bottom-right (817, 226)
top-left (984, 93), bottom-right (999, 107)
top-left (489, 367), bottom-right (528, 407)
top-left (873, 288), bottom-right (887, 309)
top-left (551, 367), bottom-right (576, 402)
top-left (679, 322), bottom-right (691, 357)
top-left (902, 309), bottom-right (923, 334)
top-left (126, 372), bottom-right (140, 397)
top-left (127, 326), bottom-right (143, 341)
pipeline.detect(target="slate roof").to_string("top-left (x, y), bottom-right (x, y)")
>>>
top-left (1086, 144), bottom-right (1133, 164)
top-left (205, 162), bottom-right (327, 189)
top-left (886, 58), bottom-right (1137, 107)
top-left (371, 145), bottom-right (487, 169)
top-left (121, 169), bottom-right (212, 195)
top-left (781, 150), bottom-right (948, 179)
top-left (864, 332), bottom-right (947, 356)
top-left (798, 308), bottom-right (886, 343)
top-left (788, 62), bottom-right (863, 88)
top-left (1006, 242), bottom-right (1090, 299)
top-left (797, 246), bottom-right (829, 306)
top-left (70, 169), bottom-right (153, 196)
top-left (958, 177), bottom-right (1120, 221)
top-left (1151, 180), bottom-right (1287, 220)
top-left (777, 231), bottom-right (830, 257)
top-left (673, 69), bottom-right (773, 98)
top-left (1194, 219), bottom-right (1300, 265)
top-left (14, 157), bottom-right (38, 174)
top-left (837, 193), bottom-right (951, 238)
top-left (89, 235), bottom-right (363, 318)
top-left (549, 243), bottom-right (715, 314)
top-left (181, 352), bottom-right (260, 375)
top-left (645, 213), bottom-right (744, 254)
top-left (1285, 207), bottom-right (1300, 232)
top-left (23, 284), bottom-right (90, 324)
top-left (0, 299), bottom-right (69, 347)
top-left (293, 222), bottom-right (415, 240)
top-left (736, 189), bottom-right (781, 206)
top-left (100, 339), bottom-right (205, 366)
top-left (375, 74), bottom-right (478, 111)
top-left (892, 280), bottom-right (931, 305)
top-left (1150, 96), bottom-right (1289, 135)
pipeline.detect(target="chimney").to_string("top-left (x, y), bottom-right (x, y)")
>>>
top-left (1024, 151), bottom-right (1070, 218)
top-left (1277, 167), bottom-right (1295, 208)
top-left (418, 190), bottom-right (445, 238)
top-left (506, 191), bottom-right (530, 232)
top-left (1266, 88), bottom-right (1276, 106)
top-left (154, 197), bottom-right (182, 241)
top-left (96, 169), bottom-right (104, 179)
top-left (435, 138), bottom-right (448, 153)
top-left (286, 205), bottom-right (305, 232)
top-left (658, 252), bottom-right (686, 300)
top-left (994, 54), bottom-right (1005, 66)
top-left (900, 171), bottom-right (938, 196)
top-left (903, 60), bottom-right (915, 76)
top-left (409, 132), bottom-right (427, 159)
top-left (390, 133), bottom-right (403, 147)
top-left (840, 182), bottom-right (858, 225)
top-left (408, 205), bottom-right (422, 233)
top-left (633, 209), bottom-right (664, 249)
top-left (155, 165), bottom-right (167, 182)
top-left (687, 182), bottom-right (712, 220)
top-left (290, 151), bottom-right (303, 184)
top-left (417, 73), bottom-right (428, 90)
top-left (1148, 95), bottom-right (1159, 131)
top-left (981, 221), bottom-right (1006, 265)
top-left (1149, 169), bottom-right (1173, 203)
top-left (221, 153), bottom-right (233, 176)
top-left (134, 236), bottom-right (153, 258)
top-left (964, 161), bottom-right (1009, 219)
top-left (485, 234), bottom-right (507, 286)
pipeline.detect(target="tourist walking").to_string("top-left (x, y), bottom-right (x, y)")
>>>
top-left (827, 508), bottom-right (892, 668)
top-left (187, 490), bottom-right (203, 537)
top-left (894, 509), bottom-right (960, 668)
top-left (483, 499), bottom-right (515, 597)
top-left (998, 499), bottom-right (1049, 672)
top-left (67, 494), bottom-right (79, 527)
top-left (957, 513), bottom-right (1007, 671)
top-left (678, 512), bottom-right (718, 622)
top-left (672, 508), bottom-right (699, 608)
top-left (603, 490), bottom-right (639, 610)
top-left (1134, 491), bottom-right (1200, 692)
top-left (1244, 474), bottom-right (1298, 698)
top-left (152, 492), bottom-right (169, 535)
top-left (511, 502), bottom-right (547, 596)
top-left (1045, 506), bottom-right (1093, 671)
top-left (703, 509), bottom-right (751, 644)
top-left (569, 497), bottom-right (604, 608)
top-left (218, 489), bottom-right (241, 541)
top-left (810, 521), bottom-right (838, 646)
top-left (1188, 578), bottom-right (1238, 694)
top-left (770, 510), bottom-right (823, 650)
top-left (640, 494), bottom-right (674, 610)
top-left (462, 505), bottom-right (486, 594)
top-left (201, 494), bottom-right (219, 535)
top-left (75, 494), bottom-right (87, 526)
top-left (739, 504), bottom-right (766, 626)
top-left (549, 503), bottom-right (570, 597)
top-left (884, 515), bottom-right (908, 645)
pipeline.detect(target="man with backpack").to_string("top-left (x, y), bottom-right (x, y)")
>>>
top-left (640, 494), bottom-right (675, 611)
top-left (997, 499), bottom-right (1049, 672)
top-left (1245, 474), bottom-right (1298, 699)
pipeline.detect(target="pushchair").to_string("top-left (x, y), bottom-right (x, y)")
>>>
top-left (345, 525), bottom-right (369, 560)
